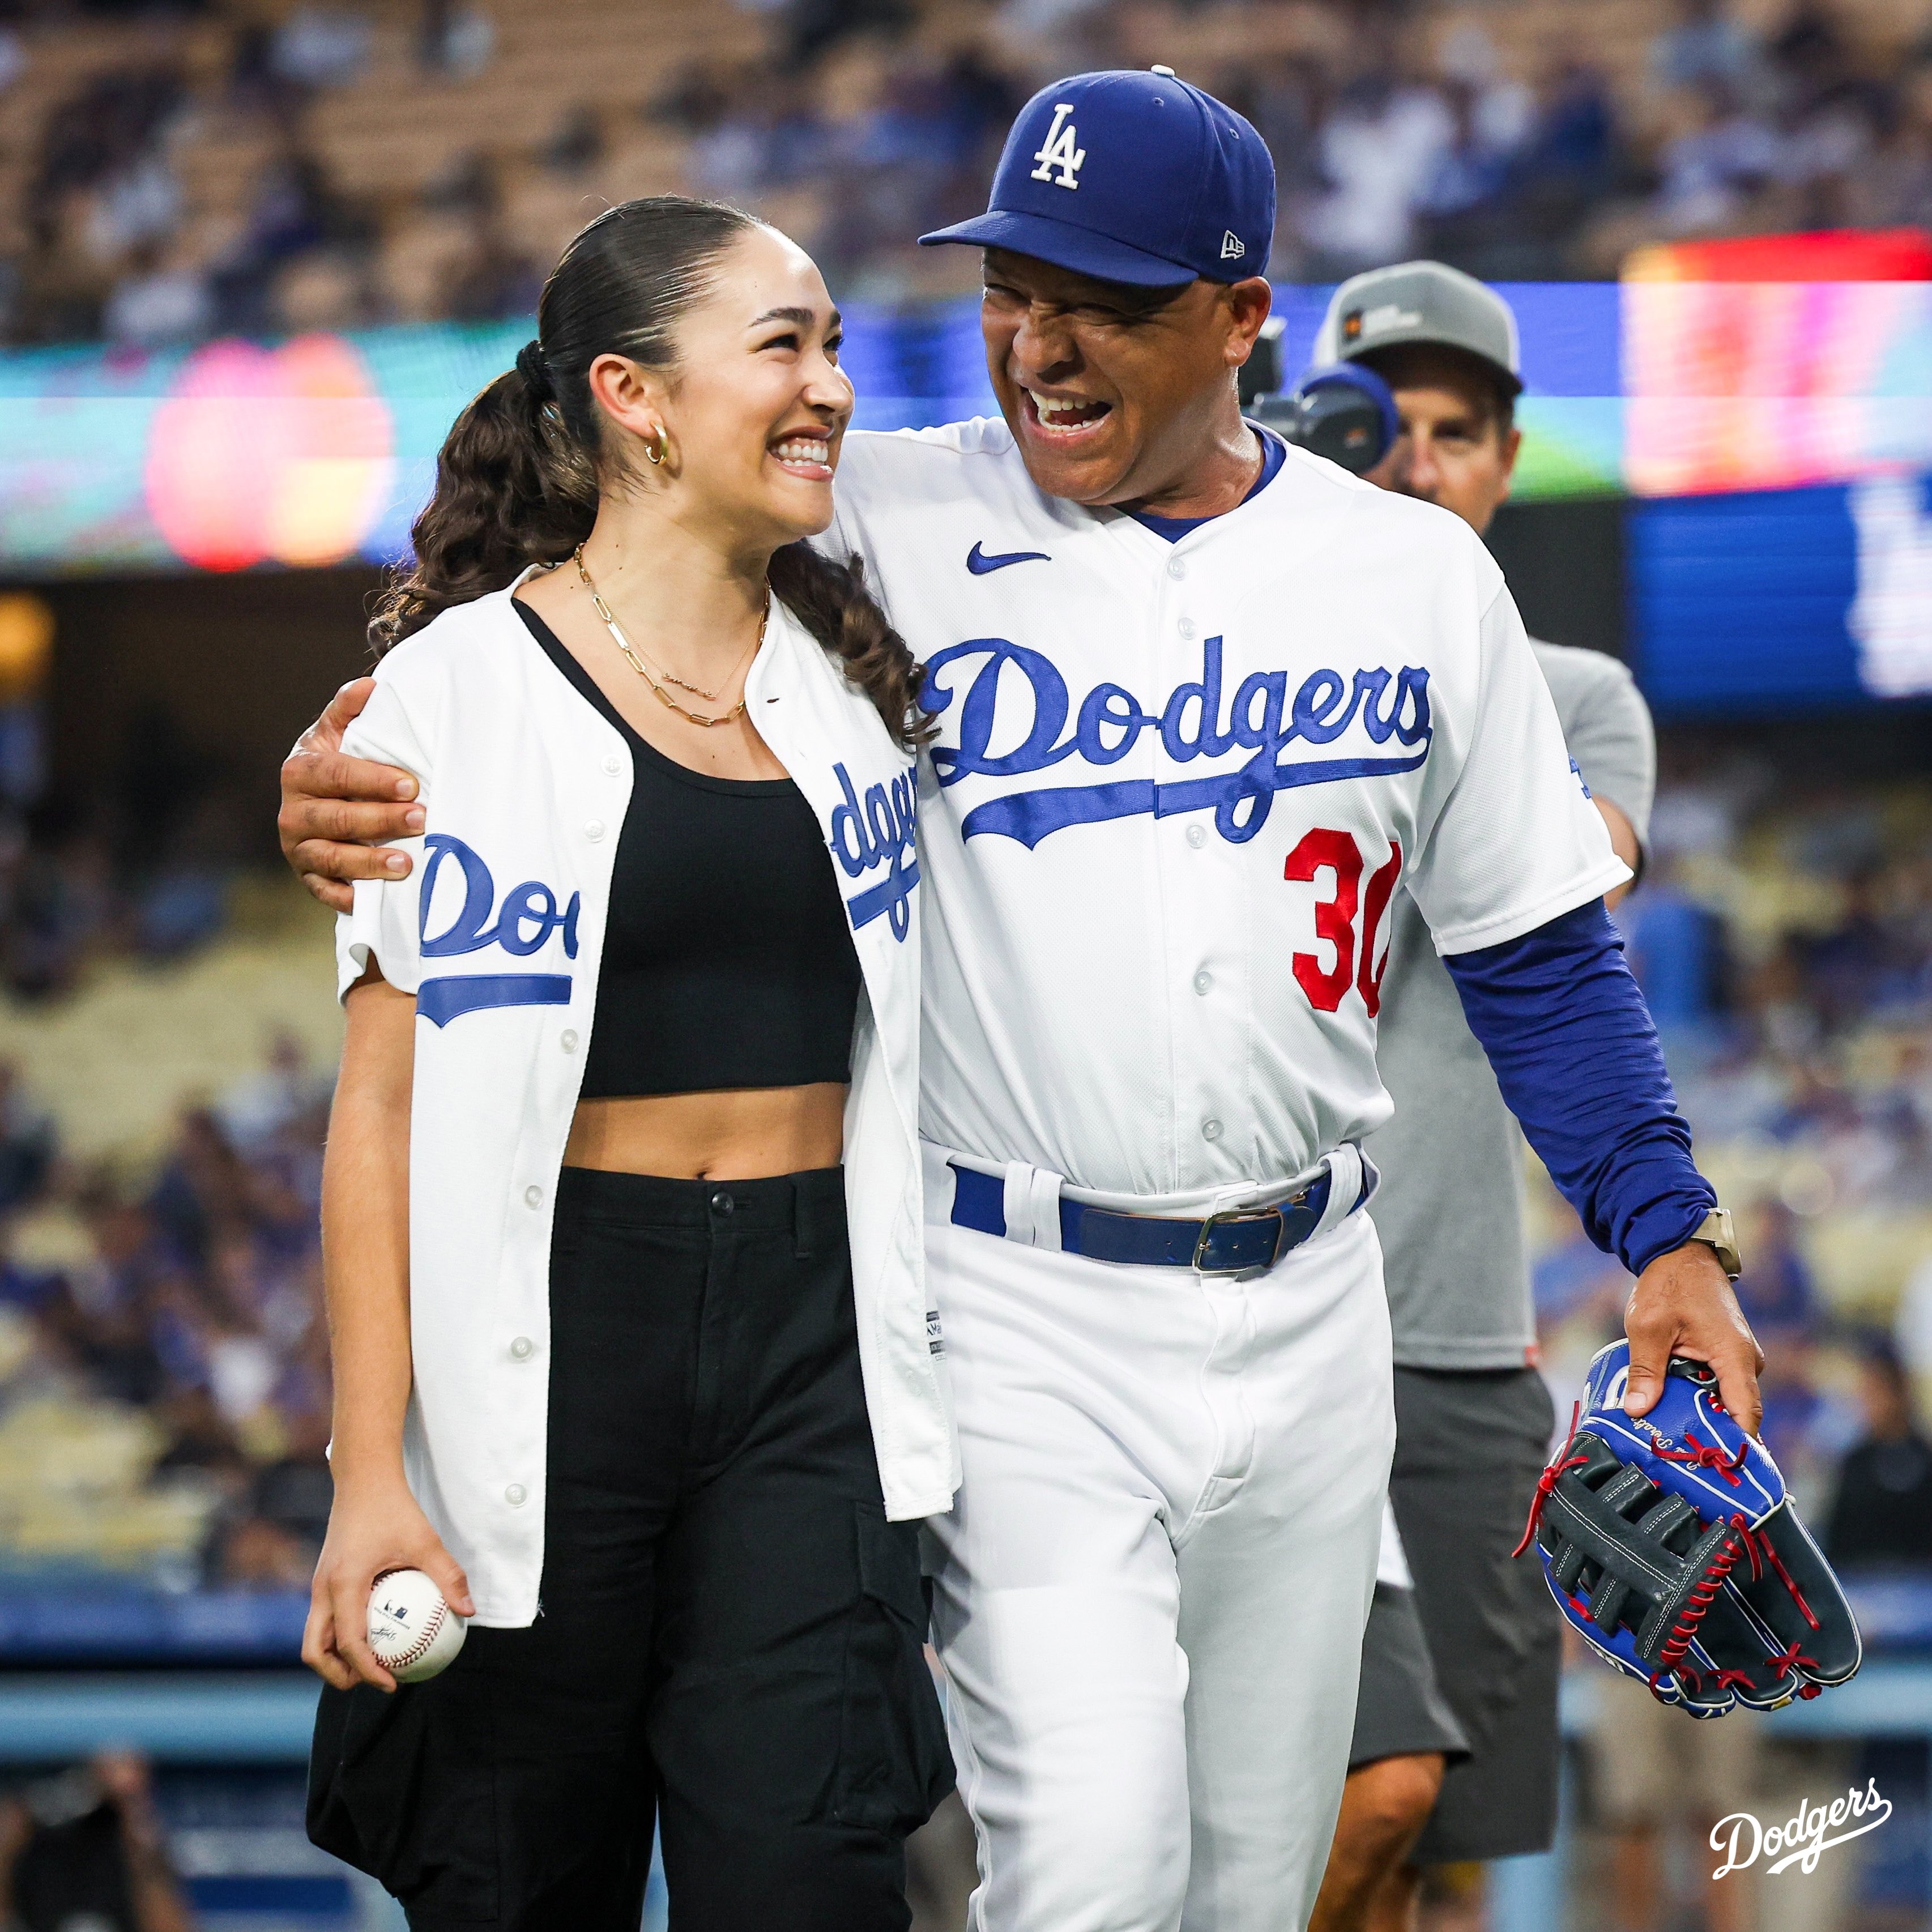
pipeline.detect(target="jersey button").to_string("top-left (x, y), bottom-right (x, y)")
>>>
top-left (509, 1336), bottom-right (535, 1361)
top-left (1178, 617), bottom-right (1195, 639)
top-left (1185, 824), bottom-right (1208, 849)
top-left (560, 1029), bottom-right (578, 1054)
top-left (524, 1184), bottom-right (543, 1209)
top-left (1193, 970), bottom-right (1213, 996)
top-left (1201, 1118), bottom-right (1223, 1142)
top-left (1166, 557), bottom-right (1187, 581)
top-left (584, 819), bottom-right (605, 841)
top-left (505, 1483), bottom-right (528, 1507)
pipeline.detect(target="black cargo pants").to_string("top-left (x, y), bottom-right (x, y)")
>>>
top-left (309, 1166), bottom-right (954, 1931)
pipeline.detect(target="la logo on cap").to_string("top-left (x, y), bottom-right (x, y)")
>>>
top-left (1030, 103), bottom-right (1085, 189)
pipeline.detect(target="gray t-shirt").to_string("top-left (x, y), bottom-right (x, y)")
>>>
top-left (1366, 640), bottom-right (1656, 1370)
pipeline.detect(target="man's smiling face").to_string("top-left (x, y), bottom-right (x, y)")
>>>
top-left (979, 248), bottom-right (1271, 508)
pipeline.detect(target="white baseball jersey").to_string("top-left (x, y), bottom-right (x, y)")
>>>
top-left (824, 417), bottom-right (1628, 1210)
top-left (332, 578), bottom-right (950, 1623)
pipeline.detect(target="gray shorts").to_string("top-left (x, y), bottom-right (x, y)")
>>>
top-left (1351, 1584), bottom-right (1469, 1767)
top-left (1347, 1366), bottom-right (1563, 1865)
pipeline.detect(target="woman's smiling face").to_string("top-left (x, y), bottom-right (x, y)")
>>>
top-left (586, 223), bottom-right (855, 549)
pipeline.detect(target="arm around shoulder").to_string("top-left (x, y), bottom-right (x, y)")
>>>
top-left (280, 668), bottom-right (436, 913)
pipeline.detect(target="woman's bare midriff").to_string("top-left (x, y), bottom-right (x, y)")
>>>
top-left (563, 1084), bottom-right (848, 1180)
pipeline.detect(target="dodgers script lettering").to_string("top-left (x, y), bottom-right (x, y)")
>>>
top-left (923, 637), bottom-right (1432, 848)
top-left (419, 834), bottom-right (582, 960)
top-left (829, 762), bottom-right (920, 941)
top-left (411, 833), bottom-right (578, 1026)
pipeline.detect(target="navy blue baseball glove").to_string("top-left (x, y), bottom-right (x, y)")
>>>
top-left (1517, 1340), bottom-right (1861, 1717)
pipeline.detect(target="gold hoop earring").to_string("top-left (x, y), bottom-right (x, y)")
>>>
top-left (645, 427), bottom-right (668, 467)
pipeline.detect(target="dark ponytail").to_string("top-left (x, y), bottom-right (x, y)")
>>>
top-left (370, 195), bottom-right (933, 752)
top-left (366, 367), bottom-right (597, 651)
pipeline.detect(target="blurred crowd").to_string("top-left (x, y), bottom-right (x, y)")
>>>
top-left (1, 775), bottom-right (255, 1007)
top-left (0, 586), bottom-right (255, 1003)
top-left (0, 1752), bottom-right (191, 1932)
top-left (6, 0), bottom-right (1932, 347)
top-left (0, 1032), bottom-right (332, 1594)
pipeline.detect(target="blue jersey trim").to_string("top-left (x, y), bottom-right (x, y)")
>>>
top-left (1127, 424), bottom-right (1287, 543)
top-left (418, 974), bottom-right (574, 1027)
top-left (960, 749), bottom-right (1428, 848)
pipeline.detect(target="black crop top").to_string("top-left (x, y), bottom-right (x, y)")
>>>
top-left (515, 601), bottom-right (863, 1098)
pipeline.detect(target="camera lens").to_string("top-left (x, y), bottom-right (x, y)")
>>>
top-left (1251, 364), bottom-right (1398, 477)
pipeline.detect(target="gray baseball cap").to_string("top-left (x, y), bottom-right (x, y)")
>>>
top-left (1313, 260), bottom-right (1522, 396)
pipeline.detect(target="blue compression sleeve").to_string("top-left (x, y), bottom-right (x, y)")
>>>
top-left (1441, 899), bottom-right (1715, 1277)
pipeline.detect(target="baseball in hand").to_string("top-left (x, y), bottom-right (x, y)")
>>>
top-left (367, 1568), bottom-right (467, 1683)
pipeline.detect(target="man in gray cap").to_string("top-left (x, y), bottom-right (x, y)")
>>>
top-left (1306, 261), bottom-right (1656, 1932)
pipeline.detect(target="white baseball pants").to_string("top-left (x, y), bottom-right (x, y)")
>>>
top-left (923, 1199), bottom-right (1394, 1932)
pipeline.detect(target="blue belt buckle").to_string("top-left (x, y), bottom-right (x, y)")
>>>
top-left (1192, 1171), bottom-right (1332, 1279)
top-left (1192, 1204), bottom-right (1287, 1280)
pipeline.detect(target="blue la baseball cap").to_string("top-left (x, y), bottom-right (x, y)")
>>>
top-left (919, 67), bottom-right (1276, 288)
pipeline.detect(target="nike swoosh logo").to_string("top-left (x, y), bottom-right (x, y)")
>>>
top-left (967, 541), bottom-right (1051, 575)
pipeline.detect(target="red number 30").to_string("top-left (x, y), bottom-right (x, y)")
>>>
top-left (1283, 830), bottom-right (1402, 1016)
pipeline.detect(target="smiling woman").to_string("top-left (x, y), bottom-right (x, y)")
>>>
top-left (298, 197), bottom-right (956, 1932)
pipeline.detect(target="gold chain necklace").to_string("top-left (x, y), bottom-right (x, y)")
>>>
top-left (573, 544), bottom-right (768, 728)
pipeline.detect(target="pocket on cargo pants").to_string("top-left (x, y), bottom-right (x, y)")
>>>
top-left (830, 1503), bottom-right (956, 1836)
top-left (308, 1665), bottom-right (500, 1920)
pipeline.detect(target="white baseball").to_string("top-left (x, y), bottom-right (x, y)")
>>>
top-left (367, 1568), bottom-right (467, 1683)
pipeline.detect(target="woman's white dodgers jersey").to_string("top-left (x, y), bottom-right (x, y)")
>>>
top-left (824, 417), bottom-right (1628, 1210)
top-left (333, 575), bottom-right (956, 1625)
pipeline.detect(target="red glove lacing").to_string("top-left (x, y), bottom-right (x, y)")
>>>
top-left (1652, 1426), bottom-right (1748, 1485)
top-left (1512, 1402), bottom-right (1586, 1560)
top-left (1727, 1513), bottom-right (1822, 1630)
top-left (1656, 1528), bottom-right (1745, 1674)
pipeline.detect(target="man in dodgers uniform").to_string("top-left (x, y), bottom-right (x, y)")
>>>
top-left (1305, 263), bottom-right (1658, 1932)
top-left (280, 71), bottom-right (1760, 1932)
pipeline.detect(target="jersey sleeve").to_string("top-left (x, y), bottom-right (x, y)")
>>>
top-left (1406, 584), bottom-right (1631, 957)
top-left (1560, 658), bottom-right (1656, 855)
top-left (334, 672), bottom-right (432, 1003)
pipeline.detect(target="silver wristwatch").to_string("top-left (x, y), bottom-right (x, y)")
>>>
top-left (1691, 1206), bottom-right (1742, 1280)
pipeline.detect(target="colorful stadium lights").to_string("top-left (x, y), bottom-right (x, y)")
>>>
top-left (0, 593), bottom-right (53, 703)
top-left (1623, 279), bottom-right (1932, 498)
top-left (0, 262), bottom-right (1925, 569)
top-left (1623, 229), bottom-right (1932, 501)
top-left (1626, 229), bottom-right (1932, 283)
top-left (143, 334), bottom-right (394, 572)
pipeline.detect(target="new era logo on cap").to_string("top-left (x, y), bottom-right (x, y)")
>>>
top-left (920, 68), bottom-right (1276, 288)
